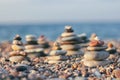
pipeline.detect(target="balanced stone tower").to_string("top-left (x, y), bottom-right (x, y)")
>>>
top-left (106, 42), bottom-right (117, 60)
top-left (47, 42), bottom-right (67, 64)
top-left (9, 35), bottom-right (26, 63)
top-left (38, 35), bottom-right (50, 49)
top-left (25, 35), bottom-right (46, 59)
top-left (60, 26), bottom-right (82, 56)
top-left (83, 36), bottom-right (110, 67)
top-left (77, 33), bottom-right (89, 52)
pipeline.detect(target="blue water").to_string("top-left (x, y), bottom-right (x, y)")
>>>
top-left (0, 23), bottom-right (120, 42)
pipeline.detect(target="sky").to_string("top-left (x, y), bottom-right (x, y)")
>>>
top-left (0, 0), bottom-right (120, 24)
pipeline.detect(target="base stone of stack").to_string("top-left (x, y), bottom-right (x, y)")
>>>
top-left (84, 51), bottom-right (109, 60)
top-left (83, 59), bottom-right (110, 67)
top-left (9, 56), bottom-right (24, 63)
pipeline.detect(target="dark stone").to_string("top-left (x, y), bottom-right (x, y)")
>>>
top-left (14, 36), bottom-right (22, 40)
top-left (26, 41), bottom-right (38, 45)
top-left (16, 66), bottom-right (27, 72)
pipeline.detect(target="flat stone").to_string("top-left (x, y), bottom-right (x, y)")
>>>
top-left (25, 45), bottom-right (41, 49)
top-left (47, 56), bottom-right (68, 60)
top-left (9, 56), bottom-right (24, 63)
top-left (83, 59), bottom-right (110, 67)
top-left (49, 50), bottom-right (67, 56)
top-left (84, 51), bottom-right (109, 60)
top-left (24, 48), bottom-right (44, 53)
top-left (61, 32), bottom-right (76, 37)
top-left (11, 45), bottom-right (24, 51)
top-left (61, 36), bottom-right (78, 41)
top-left (66, 50), bottom-right (83, 56)
top-left (87, 46), bottom-right (107, 51)
top-left (61, 44), bottom-right (80, 50)
top-left (15, 64), bottom-right (28, 72)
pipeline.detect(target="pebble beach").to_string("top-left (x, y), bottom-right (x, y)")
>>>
top-left (0, 26), bottom-right (120, 80)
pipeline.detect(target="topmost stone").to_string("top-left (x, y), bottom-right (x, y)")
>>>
top-left (65, 25), bottom-right (74, 33)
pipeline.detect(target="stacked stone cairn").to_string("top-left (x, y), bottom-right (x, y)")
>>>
top-left (106, 42), bottom-right (117, 60)
top-left (38, 35), bottom-right (50, 49)
top-left (9, 35), bottom-right (26, 63)
top-left (83, 36), bottom-right (110, 67)
top-left (24, 35), bottom-right (46, 59)
top-left (60, 26), bottom-right (82, 56)
top-left (47, 42), bottom-right (67, 64)
top-left (77, 33), bottom-right (89, 52)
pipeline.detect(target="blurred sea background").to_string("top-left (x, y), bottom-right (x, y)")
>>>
top-left (0, 0), bottom-right (120, 42)
top-left (0, 22), bottom-right (120, 42)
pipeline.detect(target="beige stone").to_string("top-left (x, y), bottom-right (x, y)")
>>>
top-left (27, 52), bottom-right (41, 59)
top-left (47, 60), bottom-right (61, 64)
top-left (83, 59), bottom-right (110, 67)
top-left (9, 56), bottom-right (24, 63)
top-left (47, 56), bottom-right (68, 60)
top-left (49, 50), bottom-right (67, 56)
top-left (87, 46), bottom-right (107, 51)
top-left (66, 50), bottom-right (83, 55)
top-left (61, 44), bottom-right (80, 50)
top-left (84, 51), bottom-right (109, 60)
top-left (25, 45), bottom-right (41, 49)
top-left (61, 36), bottom-right (78, 41)
top-left (11, 45), bottom-right (24, 51)
top-left (24, 48), bottom-right (43, 53)
top-left (61, 32), bottom-right (76, 37)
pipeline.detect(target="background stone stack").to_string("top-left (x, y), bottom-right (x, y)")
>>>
top-left (25, 35), bottom-right (46, 60)
top-left (60, 26), bottom-right (82, 56)
top-left (38, 35), bottom-right (50, 49)
top-left (106, 42), bottom-right (117, 60)
top-left (83, 36), bottom-right (110, 67)
top-left (77, 33), bottom-right (89, 52)
top-left (9, 35), bottom-right (26, 63)
top-left (47, 42), bottom-right (67, 64)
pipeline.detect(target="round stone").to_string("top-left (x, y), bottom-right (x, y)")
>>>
top-left (61, 44), bottom-right (80, 50)
top-left (84, 51), bottom-right (109, 60)
top-left (83, 59), bottom-right (110, 67)
top-left (61, 32), bottom-right (76, 37)
top-left (87, 46), bottom-right (107, 51)
top-left (49, 50), bottom-right (67, 56)
top-left (9, 56), bottom-right (24, 63)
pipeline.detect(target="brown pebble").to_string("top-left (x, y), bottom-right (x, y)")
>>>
top-left (112, 69), bottom-right (120, 78)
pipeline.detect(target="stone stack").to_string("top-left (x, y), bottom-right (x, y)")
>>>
top-left (47, 42), bottom-right (67, 64)
top-left (38, 35), bottom-right (50, 49)
top-left (60, 26), bottom-right (82, 56)
top-left (25, 35), bottom-right (46, 59)
top-left (106, 42), bottom-right (117, 60)
top-left (77, 33), bottom-right (89, 52)
top-left (83, 36), bottom-right (110, 67)
top-left (9, 35), bottom-right (26, 63)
